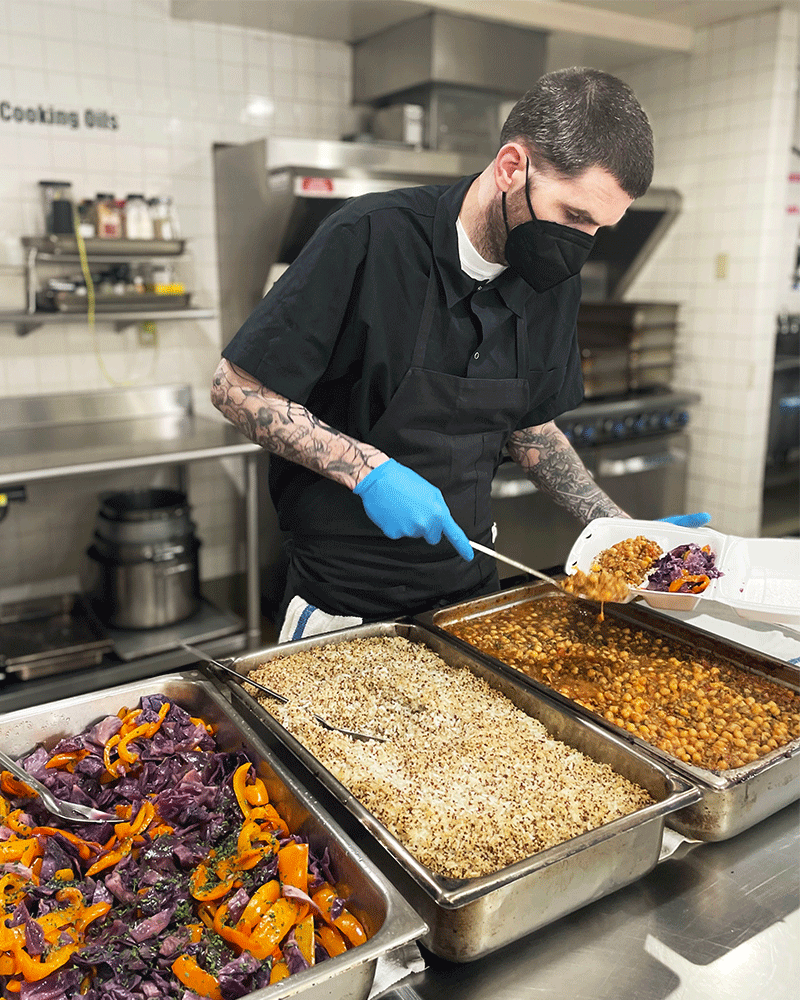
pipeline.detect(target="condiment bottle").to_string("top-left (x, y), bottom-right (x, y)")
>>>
top-left (124, 194), bottom-right (154, 239)
top-left (94, 193), bottom-right (122, 239)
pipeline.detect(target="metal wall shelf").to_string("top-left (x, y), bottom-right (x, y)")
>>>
top-left (0, 308), bottom-right (216, 336)
top-left (2, 234), bottom-right (214, 334)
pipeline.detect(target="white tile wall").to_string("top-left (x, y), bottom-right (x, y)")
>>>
top-left (1, 1), bottom-right (798, 594)
top-left (0, 0), bottom-right (356, 587)
top-left (620, 6), bottom-right (799, 537)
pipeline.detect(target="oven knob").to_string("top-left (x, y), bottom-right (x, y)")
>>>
top-left (633, 415), bottom-right (648, 434)
top-left (602, 419), bottom-right (616, 434)
top-left (562, 426), bottom-right (574, 443)
top-left (612, 421), bottom-right (627, 438)
top-left (675, 410), bottom-right (690, 426)
top-left (659, 412), bottom-right (674, 429)
top-left (583, 424), bottom-right (598, 443)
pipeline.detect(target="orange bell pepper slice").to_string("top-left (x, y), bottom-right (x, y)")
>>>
top-left (30, 828), bottom-right (101, 861)
top-left (13, 942), bottom-right (78, 983)
top-left (277, 841), bottom-right (308, 894)
top-left (171, 954), bottom-right (223, 1000)
top-left (103, 734), bottom-right (122, 776)
top-left (4, 810), bottom-right (32, 835)
top-left (0, 772), bottom-right (35, 799)
top-left (250, 898), bottom-right (298, 954)
top-left (668, 573), bottom-right (710, 594)
top-left (237, 879), bottom-right (280, 933)
top-left (145, 701), bottom-right (170, 737)
top-left (0, 839), bottom-right (36, 864)
top-left (45, 749), bottom-right (89, 771)
top-left (294, 913), bottom-right (315, 966)
top-left (270, 958), bottom-right (290, 984)
top-left (312, 884), bottom-right (367, 947)
top-left (212, 902), bottom-right (271, 959)
top-left (316, 924), bottom-right (348, 957)
top-left (244, 779), bottom-right (269, 807)
top-left (117, 723), bottom-right (150, 766)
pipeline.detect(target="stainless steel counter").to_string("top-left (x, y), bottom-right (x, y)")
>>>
top-left (0, 405), bottom-right (259, 482)
top-left (0, 385), bottom-right (264, 656)
top-left (386, 800), bottom-right (798, 1000)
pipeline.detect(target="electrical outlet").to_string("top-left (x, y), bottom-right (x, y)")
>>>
top-left (138, 321), bottom-right (157, 347)
top-left (715, 253), bottom-right (729, 279)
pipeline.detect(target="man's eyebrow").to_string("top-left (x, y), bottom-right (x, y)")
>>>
top-left (561, 203), bottom-right (599, 226)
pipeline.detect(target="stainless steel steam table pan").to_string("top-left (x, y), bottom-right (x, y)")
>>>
top-left (214, 621), bottom-right (698, 963)
top-left (1, 671), bottom-right (426, 1000)
top-left (415, 583), bottom-right (800, 842)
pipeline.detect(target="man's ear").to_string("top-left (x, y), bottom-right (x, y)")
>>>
top-left (494, 143), bottom-right (527, 193)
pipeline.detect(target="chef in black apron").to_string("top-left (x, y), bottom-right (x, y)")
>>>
top-left (214, 69), bottom-right (708, 641)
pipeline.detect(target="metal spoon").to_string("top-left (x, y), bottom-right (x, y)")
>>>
top-left (469, 540), bottom-right (565, 588)
top-left (181, 643), bottom-right (388, 744)
top-left (0, 749), bottom-right (117, 824)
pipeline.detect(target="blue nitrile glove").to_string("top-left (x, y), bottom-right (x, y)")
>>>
top-left (354, 459), bottom-right (474, 561)
top-left (659, 513), bottom-right (712, 528)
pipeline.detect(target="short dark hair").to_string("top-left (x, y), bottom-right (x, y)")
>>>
top-left (499, 67), bottom-right (654, 199)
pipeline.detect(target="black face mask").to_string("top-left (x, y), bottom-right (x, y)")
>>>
top-left (503, 159), bottom-right (596, 292)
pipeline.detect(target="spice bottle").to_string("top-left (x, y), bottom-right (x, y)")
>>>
top-left (94, 193), bottom-right (122, 239)
top-left (124, 194), bottom-right (154, 239)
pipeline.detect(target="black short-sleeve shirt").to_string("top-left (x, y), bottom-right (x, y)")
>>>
top-left (222, 174), bottom-right (584, 519)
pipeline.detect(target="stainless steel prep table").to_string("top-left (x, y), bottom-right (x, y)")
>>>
top-left (385, 799), bottom-right (799, 1000)
top-left (0, 384), bottom-right (263, 708)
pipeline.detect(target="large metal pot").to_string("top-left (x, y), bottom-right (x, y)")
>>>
top-left (87, 488), bottom-right (200, 630)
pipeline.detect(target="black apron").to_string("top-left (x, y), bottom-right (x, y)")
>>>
top-left (282, 255), bottom-right (533, 620)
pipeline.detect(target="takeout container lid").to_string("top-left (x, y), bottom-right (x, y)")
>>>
top-left (565, 518), bottom-right (800, 624)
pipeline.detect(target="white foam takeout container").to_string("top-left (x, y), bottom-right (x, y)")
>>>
top-left (565, 517), bottom-right (800, 626)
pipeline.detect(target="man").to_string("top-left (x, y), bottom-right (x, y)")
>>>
top-left (212, 67), bottom-right (707, 640)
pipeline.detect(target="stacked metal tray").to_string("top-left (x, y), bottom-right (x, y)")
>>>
top-left (2, 672), bottom-right (426, 1000)
top-left (415, 583), bottom-right (800, 841)
top-left (219, 621), bottom-right (698, 962)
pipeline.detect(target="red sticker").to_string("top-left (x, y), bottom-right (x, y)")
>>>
top-left (301, 177), bottom-right (334, 192)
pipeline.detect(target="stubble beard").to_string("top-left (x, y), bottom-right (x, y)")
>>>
top-left (472, 194), bottom-right (509, 265)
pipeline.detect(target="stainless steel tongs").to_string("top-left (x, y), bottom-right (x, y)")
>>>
top-left (181, 643), bottom-right (388, 744)
top-left (0, 749), bottom-right (117, 824)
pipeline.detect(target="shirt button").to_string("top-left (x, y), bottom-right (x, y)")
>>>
top-left (473, 351), bottom-right (480, 360)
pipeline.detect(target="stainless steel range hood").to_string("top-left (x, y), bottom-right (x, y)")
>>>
top-left (353, 11), bottom-right (547, 154)
top-left (213, 136), bottom-right (487, 341)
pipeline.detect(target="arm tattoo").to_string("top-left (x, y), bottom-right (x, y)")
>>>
top-left (211, 359), bottom-right (386, 489)
top-left (507, 421), bottom-right (629, 525)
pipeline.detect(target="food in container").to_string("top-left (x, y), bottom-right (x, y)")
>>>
top-left (223, 622), bottom-right (698, 961)
top-left (565, 517), bottom-right (800, 617)
top-left (419, 585), bottom-right (800, 840)
top-left (440, 593), bottom-right (799, 771)
top-left (0, 674), bottom-right (424, 999)
top-left (243, 634), bottom-right (653, 880)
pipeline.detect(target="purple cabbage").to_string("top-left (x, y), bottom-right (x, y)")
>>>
top-left (0, 695), bottom-right (355, 1000)
top-left (646, 543), bottom-right (723, 593)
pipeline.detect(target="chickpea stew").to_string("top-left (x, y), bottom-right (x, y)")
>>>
top-left (443, 594), bottom-right (800, 772)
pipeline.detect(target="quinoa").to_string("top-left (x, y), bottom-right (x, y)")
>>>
top-left (246, 635), bottom-right (652, 880)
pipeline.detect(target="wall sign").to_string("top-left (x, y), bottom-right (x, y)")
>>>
top-left (0, 101), bottom-right (119, 130)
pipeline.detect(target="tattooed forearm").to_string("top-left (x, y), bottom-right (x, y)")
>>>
top-left (508, 421), bottom-right (630, 525)
top-left (211, 359), bottom-right (387, 489)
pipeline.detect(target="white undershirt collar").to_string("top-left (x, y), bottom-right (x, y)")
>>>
top-left (456, 216), bottom-right (507, 283)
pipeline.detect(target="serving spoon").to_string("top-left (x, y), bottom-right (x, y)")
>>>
top-left (469, 540), bottom-right (565, 589)
top-left (0, 749), bottom-right (117, 824)
top-left (469, 540), bottom-right (629, 605)
top-left (181, 643), bottom-right (388, 744)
